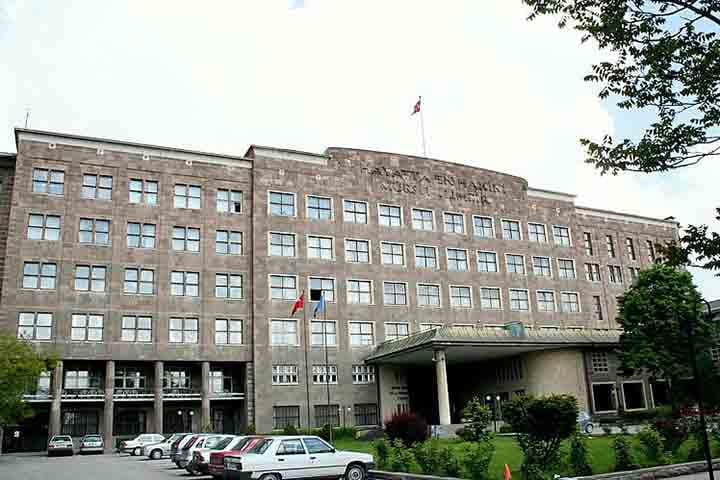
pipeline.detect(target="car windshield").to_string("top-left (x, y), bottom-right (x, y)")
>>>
top-left (53, 436), bottom-right (72, 442)
top-left (230, 437), bottom-right (250, 450)
top-left (213, 436), bottom-right (235, 450)
top-left (84, 436), bottom-right (101, 441)
top-left (247, 439), bottom-right (273, 454)
top-left (204, 436), bottom-right (225, 449)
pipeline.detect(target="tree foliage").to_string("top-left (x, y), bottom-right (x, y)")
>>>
top-left (616, 264), bottom-right (716, 382)
top-left (522, 0), bottom-right (720, 275)
top-left (503, 394), bottom-right (579, 479)
top-left (459, 396), bottom-right (493, 443)
top-left (0, 335), bottom-right (55, 427)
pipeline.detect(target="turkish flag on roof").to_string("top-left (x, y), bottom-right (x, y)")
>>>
top-left (411, 97), bottom-right (421, 115)
top-left (291, 291), bottom-right (304, 316)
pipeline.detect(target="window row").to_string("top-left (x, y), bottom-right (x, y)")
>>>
top-left (271, 364), bottom-right (376, 385)
top-left (272, 403), bottom-right (378, 429)
top-left (32, 168), bottom-right (243, 213)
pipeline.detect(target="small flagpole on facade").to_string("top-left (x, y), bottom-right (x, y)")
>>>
top-left (419, 96), bottom-right (427, 157)
top-left (302, 291), bottom-right (312, 430)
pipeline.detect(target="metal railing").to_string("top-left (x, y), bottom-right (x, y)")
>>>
top-left (61, 388), bottom-right (104, 399)
top-left (114, 387), bottom-right (154, 399)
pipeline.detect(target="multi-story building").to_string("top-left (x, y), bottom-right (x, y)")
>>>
top-left (0, 129), bottom-right (679, 451)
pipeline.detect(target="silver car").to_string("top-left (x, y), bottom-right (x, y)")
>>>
top-left (144, 433), bottom-right (190, 460)
top-left (176, 434), bottom-right (222, 469)
top-left (79, 434), bottom-right (104, 454)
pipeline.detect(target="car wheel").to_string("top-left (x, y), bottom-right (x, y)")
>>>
top-left (585, 423), bottom-right (594, 435)
top-left (345, 463), bottom-right (366, 480)
top-left (259, 474), bottom-right (282, 480)
top-left (150, 449), bottom-right (162, 460)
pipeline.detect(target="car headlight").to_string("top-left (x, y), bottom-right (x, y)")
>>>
top-left (224, 457), bottom-right (242, 471)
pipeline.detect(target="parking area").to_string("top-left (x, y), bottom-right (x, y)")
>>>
top-left (0, 452), bottom-right (208, 480)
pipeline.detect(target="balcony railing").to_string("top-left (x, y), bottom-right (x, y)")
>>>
top-left (24, 392), bottom-right (52, 401)
top-left (209, 390), bottom-right (245, 399)
top-left (61, 388), bottom-right (104, 400)
top-left (114, 387), bottom-right (154, 399)
top-left (162, 387), bottom-right (201, 398)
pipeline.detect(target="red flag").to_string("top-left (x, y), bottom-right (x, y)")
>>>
top-left (411, 97), bottom-right (421, 115)
top-left (291, 290), bottom-right (305, 316)
top-left (504, 464), bottom-right (512, 480)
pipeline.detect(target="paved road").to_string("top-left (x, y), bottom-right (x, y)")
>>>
top-left (0, 452), bottom-right (205, 480)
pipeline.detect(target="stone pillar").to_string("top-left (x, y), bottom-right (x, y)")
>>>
top-left (103, 360), bottom-right (115, 452)
top-left (435, 350), bottom-right (451, 425)
top-left (154, 361), bottom-right (163, 433)
top-left (201, 361), bottom-right (211, 430)
top-left (49, 360), bottom-right (63, 437)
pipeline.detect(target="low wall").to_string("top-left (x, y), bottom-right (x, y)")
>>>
top-left (370, 472), bottom-right (463, 480)
top-left (560, 459), bottom-right (720, 480)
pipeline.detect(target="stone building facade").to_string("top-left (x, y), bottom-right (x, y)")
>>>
top-left (0, 129), bottom-right (678, 450)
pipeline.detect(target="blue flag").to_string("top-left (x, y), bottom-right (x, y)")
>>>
top-left (313, 293), bottom-right (326, 318)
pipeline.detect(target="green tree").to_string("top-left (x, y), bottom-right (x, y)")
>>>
top-left (521, 0), bottom-right (720, 274)
top-left (503, 394), bottom-right (579, 480)
top-left (460, 396), bottom-right (493, 443)
top-left (616, 265), bottom-right (716, 388)
top-left (569, 432), bottom-right (593, 476)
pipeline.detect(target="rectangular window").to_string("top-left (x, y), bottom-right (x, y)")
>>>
top-left (646, 240), bottom-right (656, 261)
top-left (552, 225), bottom-right (571, 246)
top-left (536, 291), bottom-right (556, 312)
top-left (506, 254), bottom-right (526, 274)
top-left (592, 296), bottom-right (604, 320)
top-left (127, 222), bottom-right (156, 249)
top-left (270, 232), bottom-right (296, 257)
top-left (308, 235), bottom-right (334, 260)
top-left (345, 239), bottom-right (370, 263)
top-left (528, 223), bottom-right (547, 243)
top-left (622, 382), bottom-right (647, 411)
top-left (271, 319), bottom-right (298, 345)
top-left (170, 271), bottom-right (200, 297)
top-left (215, 273), bottom-right (243, 299)
top-left (27, 214), bottom-right (61, 240)
top-left (379, 204), bottom-right (402, 227)
top-left (591, 351), bottom-right (609, 373)
top-left (71, 313), bottom-right (104, 341)
top-left (269, 191), bottom-right (296, 216)
top-left (480, 287), bottom-right (501, 310)
top-left (447, 248), bottom-right (469, 271)
top-left (501, 219), bottom-right (521, 240)
top-left (385, 323), bottom-right (409, 341)
top-left (74, 265), bottom-right (106, 292)
top-left (560, 292), bottom-right (581, 313)
top-left (626, 238), bottom-right (637, 261)
top-left (412, 208), bottom-right (434, 230)
top-left (583, 232), bottom-right (594, 256)
top-left (307, 195), bottom-right (332, 220)
top-left (608, 265), bottom-right (623, 284)
top-left (420, 323), bottom-right (444, 331)
top-left (129, 179), bottom-right (158, 205)
top-left (383, 282), bottom-right (407, 305)
top-left (354, 404), bottom-right (378, 426)
top-left (217, 189), bottom-right (242, 213)
top-left (121, 315), bottom-right (152, 342)
top-left (81, 174), bottom-right (113, 200)
top-left (477, 251), bottom-right (498, 273)
top-left (473, 216), bottom-right (494, 238)
top-left (270, 275), bottom-right (297, 300)
top-left (450, 286), bottom-right (472, 308)
top-left (557, 259), bottom-right (576, 279)
top-left (309, 277), bottom-right (335, 302)
top-left (216, 230), bottom-right (242, 255)
top-left (62, 411), bottom-right (99, 437)
top-left (417, 284), bottom-right (441, 307)
top-left (509, 289), bottom-right (530, 311)
top-left (172, 226), bottom-right (200, 252)
top-left (585, 263), bottom-right (601, 282)
top-left (381, 242), bottom-right (405, 266)
top-left (79, 218), bottom-right (110, 245)
top-left (628, 267), bottom-right (640, 282)
top-left (314, 404), bottom-right (340, 428)
top-left (592, 383), bottom-right (617, 412)
top-left (17, 312), bottom-right (52, 340)
top-left (352, 365), bottom-right (375, 384)
top-left (343, 199), bottom-right (367, 224)
top-left (532, 256), bottom-right (552, 277)
top-left (22, 262), bottom-right (56, 290)
top-left (32, 168), bottom-right (64, 195)
top-left (273, 406), bottom-right (300, 429)
top-left (311, 321), bottom-right (337, 346)
top-left (124, 268), bottom-right (154, 295)
top-left (174, 184), bottom-right (202, 209)
top-left (415, 245), bottom-right (437, 269)
top-left (169, 317), bottom-right (198, 343)
top-left (350, 322), bottom-right (374, 346)
top-left (443, 212), bottom-right (465, 234)
top-left (606, 235), bottom-right (616, 258)
top-left (347, 280), bottom-right (372, 305)
top-left (312, 365), bottom-right (338, 384)
top-left (272, 365), bottom-right (298, 385)
top-left (215, 319), bottom-right (243, 345)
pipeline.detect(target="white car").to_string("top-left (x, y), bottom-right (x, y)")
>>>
top-left (176, 434), bottom-right (229, 470)
top-left (120, 433), bottom-right (166, 456)
top-left (224, 436), bottom-right (374, 480)
top-left (144, 433), bottom-right (190, 460)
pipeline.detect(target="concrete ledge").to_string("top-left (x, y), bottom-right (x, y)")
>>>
top-left (370, 471), bottom-right (464, 480)
top-left (561, 459), bottom-right (720, 480)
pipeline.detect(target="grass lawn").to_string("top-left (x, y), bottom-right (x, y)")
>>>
top-left (334, 435), bottom-right (705, 480)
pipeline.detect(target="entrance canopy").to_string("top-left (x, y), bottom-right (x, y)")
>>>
top-left (364, 326), bottom-right (620, 365)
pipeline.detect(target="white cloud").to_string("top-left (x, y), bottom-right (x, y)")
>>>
top-left (0, 0), bottom-right (716, 297)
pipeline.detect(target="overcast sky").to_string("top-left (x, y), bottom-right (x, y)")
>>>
top-left (0, 0), bottom-right (717, 298)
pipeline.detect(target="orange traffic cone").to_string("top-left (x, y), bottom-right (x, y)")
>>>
top-left (504, 464), bottom-right (512, 480)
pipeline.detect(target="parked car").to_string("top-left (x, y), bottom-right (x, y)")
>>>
top-left (119, 433), bottom-right (166, 456)
top-left (175, 434), bottom-right (221, 469)
top-left (223, 436), bottom-right (374, 480)
top-left (144, 433), bottom-right (190, 460)
top-left (79, 434), bottom-right (104, 454)
top-left (186, 434), bottom-right (237, 474)
top-left (578, 411), bottom-right (594, 434)
top-left (208, 436), bottom-right (265, 478)
top-left (170, 433), bottom-right (196, 463)
top-left (47, 435), bottom-right (74, 457)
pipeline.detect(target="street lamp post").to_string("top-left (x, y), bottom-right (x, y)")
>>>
top-left (486, 395), bottom-right (497, 433)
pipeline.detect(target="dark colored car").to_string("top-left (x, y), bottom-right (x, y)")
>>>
top-left (207, 436), bottom-right (264, 478)
top-left (169, 434), bottom-right (192, 462)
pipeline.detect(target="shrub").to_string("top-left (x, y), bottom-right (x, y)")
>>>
top-left (637, 427), bottom-right (668, 466)
top-left (385, 411), bottom-right (428, 445)
top-left (653, 418), bottom-right (688, 454)
top-left (282, 424), bottom-right (299, 435)
top-left (462, 442), bottom-right (495, 480)
top-left (499, 424), bottom-right (514, 434)
top-left (373, 439), bottom-right (391, 470)
top-left (569, 433), bottom-right (593, 476)
top-left (412, 440), bottom-right (442, 474)
top-left (388, 439), bottom-right (418, 473)
top-left (245, 423), bottom-right (256, 435)
top-left (613, 432), bottom-right (639, 472)
top-left (334, 426), bottom-right (357, 439)
top-left (461, 396), bottom-right (493, 442)
top-left (437, 445), bottom-right (462, 477)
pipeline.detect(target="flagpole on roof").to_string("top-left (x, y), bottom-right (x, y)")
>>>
top-left (302, 290), bottom-right (312, 430)
top-left (419, 96), bottom-right (427, 157)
